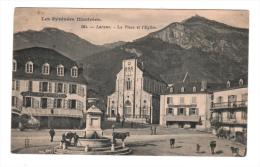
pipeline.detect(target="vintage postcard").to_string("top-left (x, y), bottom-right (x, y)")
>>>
top-left (11, 8), bottom-right (248, 156)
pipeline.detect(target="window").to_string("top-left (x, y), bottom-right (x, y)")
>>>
top-left (39, 82), bottom-right (49, 92)
top-left (54, 99), bottom-right (62, 108)
top-left (226, 80), bottom-right (231, 88)
top-left (239, 79), bottom-right (244, 86)
top-left (23, 97), bottom-right (32, 107)
top-left (25, 61), bottom-right (33, 73)
top-left (180, 97), bottom-right (184, 104)
top-left (16, 80), bottom-right (20, 91)
top-left (41, 98), bottom-right (48, 109)
top-left (56, 83), bottom-right (63, 93)
top-left (126, 78), bottom-right (131, 90)
top-left (57, 64), bottom-right (64, 76)
top-left (229, 112), bottom-right (236, 119)
top-left (241, 111), bottom-right (247, 120)
top-left (12, 96), bottom-right (18, 107)
top-left (167, 108), bottom-right (173, 114)
top-left (13, 60), bottom-right (17, 72)
top-left (192, 86), bottom-right (197, 92)
top-left (178, 108), bottom-right (186, 115)
top-left (71, 66), bottom-right (78, 77)
top-left (189, 108), bottom-right (197, 115)
top-left (181, 86), bottom-right (185, 93)
top-left (191, 97), bottom-right (197, 104)
top-left (69, 84), bottom-right (77, 94)
top-left (167, 97), bottom-right (173, 104)
top-left (42, 63), bottom-right (50, 75)
top-left (12, 80), bottom-right (20, 91)
top-left (69, 100), bottom-right (77, 109)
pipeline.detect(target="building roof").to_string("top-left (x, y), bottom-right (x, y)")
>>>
top-left (164, 81), bottom-right (218, 94)
top-left (163, 75), bottom-right (248, 95)
top-left (13, 47), bottom-right (87, 84)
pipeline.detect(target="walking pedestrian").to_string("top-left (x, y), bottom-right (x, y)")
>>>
top-left (49, 128), bottom-right (55, 142)
top-left (150, 126), bottom-right (153, 135)
top-left (121, 115), bottom-right (125, 128)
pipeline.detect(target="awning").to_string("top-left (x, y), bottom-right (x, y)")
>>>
top-left (21, 91), bottom-right (67, 98)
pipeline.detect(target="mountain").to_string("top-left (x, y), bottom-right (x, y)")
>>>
top-left (102, 41), bottom-right (126, 49)
top-left (13, 16), bottom-right (249, 109)
top-left (14, 27), bottom-right (107, 61)
top-left (81, 15), bottom-right (248, 97)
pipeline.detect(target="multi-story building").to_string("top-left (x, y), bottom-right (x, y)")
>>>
top-left (12, 47), bottom-right (87, 129)
top-left (211, 78), bottom-right (248, 135)
top-left (160, 81), bottom-right (212, 129)
top-left (107, 59), bottom-right (167, 124)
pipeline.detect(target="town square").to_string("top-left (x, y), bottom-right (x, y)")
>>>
top-left (10, 8), bottom-right (248, 156)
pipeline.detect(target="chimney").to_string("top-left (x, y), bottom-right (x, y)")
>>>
top-left (201, 80), bottom-right (207, 91)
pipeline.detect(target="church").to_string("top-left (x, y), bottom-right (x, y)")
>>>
top-left (107, 59), bottom-right (167, 124)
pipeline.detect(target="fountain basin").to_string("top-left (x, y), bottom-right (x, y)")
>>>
top-left (78, 137), bottom-right (111, 148)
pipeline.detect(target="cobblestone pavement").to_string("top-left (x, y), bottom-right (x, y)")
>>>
top-left (11, 127), bottom-right (246, 156)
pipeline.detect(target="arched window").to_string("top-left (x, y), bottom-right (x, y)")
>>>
top-left (42, 63), bottom-right (50, 75)
top-left (227, 80), bottom-right (231, 88)
top-left (25, 61), bottom-right (33, 73)
top-left (193, 86), bottom-right (197, 92)
top-left (57, 64), bottom-right (64, 76)
top-left (239, 79), bottom-right (244, 86)
top-left (181, 86), bottom-right (185, 93)
top-left (126, 78), bottom-right (131, 90)
top-left (13, 59), bottom-right (17, 72)
top-left (71, 66), bottom-right (78, 78)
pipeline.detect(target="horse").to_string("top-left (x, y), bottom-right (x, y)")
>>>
top-left (170, 138), bottom-right (175, 148)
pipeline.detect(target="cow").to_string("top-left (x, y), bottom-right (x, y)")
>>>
top-left (170, 138), bottom-right (175, 149)
top-left (230, 146), bottom-right (240, 156)
top-left (112, 132), bottom-right (130, 148)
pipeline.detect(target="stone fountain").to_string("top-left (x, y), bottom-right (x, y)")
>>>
top-left (78, 105), bottom-right (111, 149)
top-left (55, 103), bottom-right (132, 155)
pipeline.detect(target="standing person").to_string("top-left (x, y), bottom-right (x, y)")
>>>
top-left (121, 115), bottom-right (125, 128)
top-left (209, 141), bottom-right (216, 154)
top-left (154, 126), bottom-right (157, 135)
top-left (49, 128), bottom-right (55, 142)
top-left (150, 126), bottom-right (153, 135)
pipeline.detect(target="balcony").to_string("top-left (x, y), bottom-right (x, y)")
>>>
top-left (21, 108), bottom-right (83, 118)
top-left (211, 101), bottom-right (247, 110)
top-left (211, 118), bottom-right (247, 125)
top-left (167, 104), bottom-right (197, 108)
top-left (166, 114), bottom-right (201, 123)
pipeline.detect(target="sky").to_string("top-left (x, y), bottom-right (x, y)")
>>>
top-left (14, 8), bottom-right (249, 45)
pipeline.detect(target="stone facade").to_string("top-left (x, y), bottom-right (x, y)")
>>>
top-left (12, 47), bottom-right (87, 129)
top-left (160, 82), bottom-right (212, 129)
top-left (211, 80), bottom-right (248, 134)
top-left (107, 59), bottom-right (167, 124)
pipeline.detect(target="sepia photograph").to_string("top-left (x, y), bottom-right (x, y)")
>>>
top-left (10, 8), bottom-right (249, 156)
